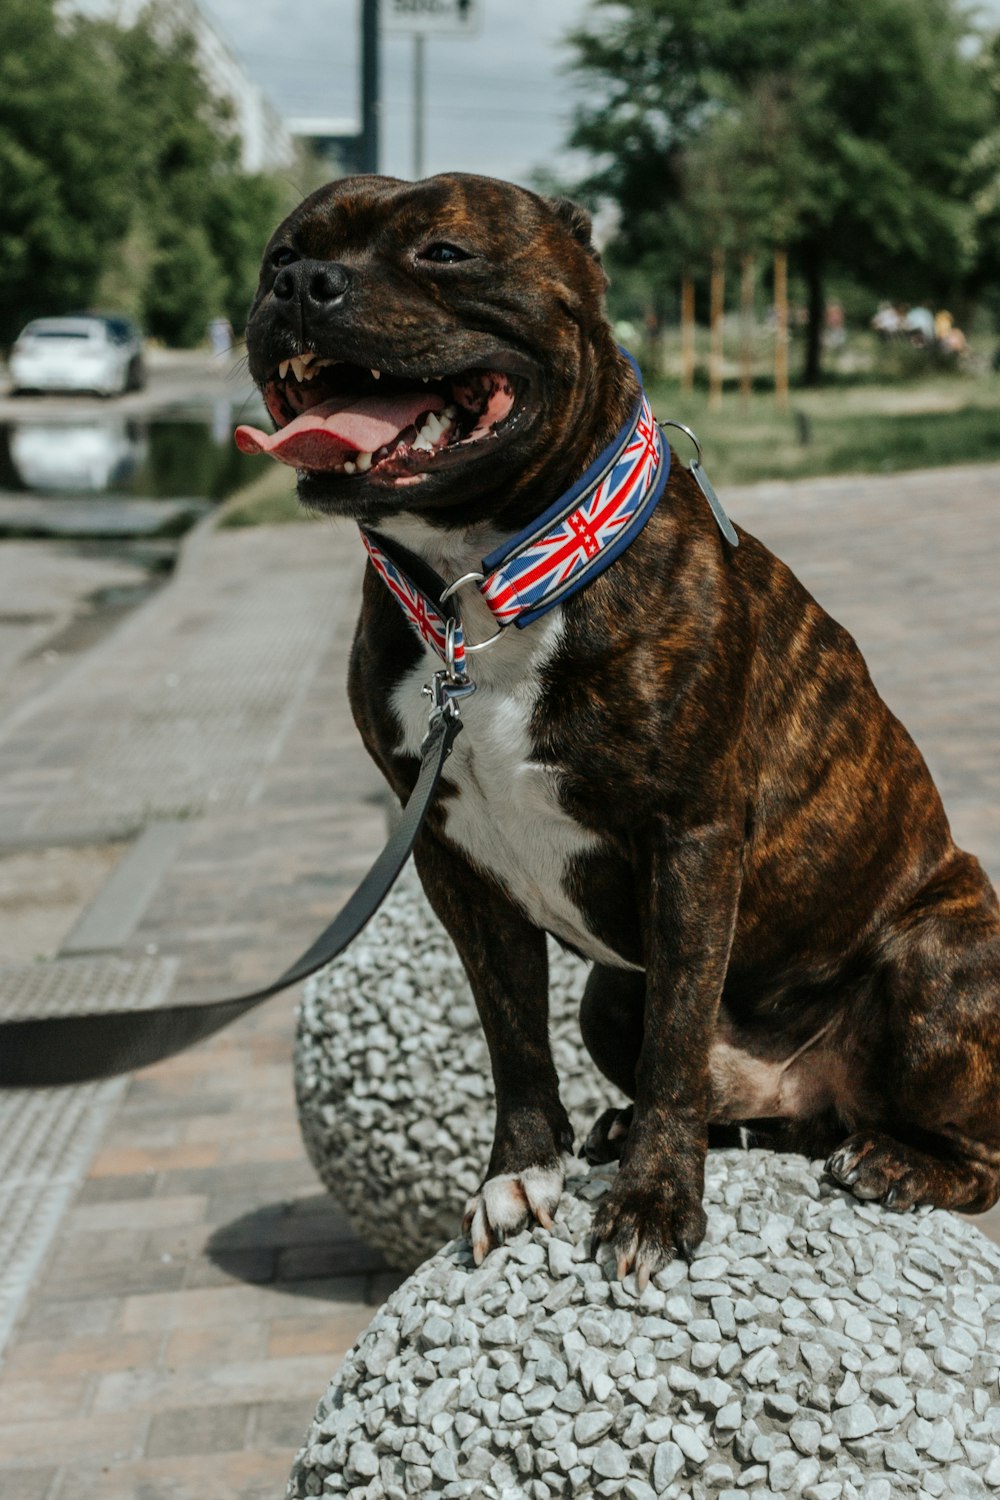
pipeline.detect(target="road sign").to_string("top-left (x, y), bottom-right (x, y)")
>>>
top-left (384, 0), bottom-right (481, 36)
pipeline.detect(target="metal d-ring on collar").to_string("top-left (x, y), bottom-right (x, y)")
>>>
top-left (659, 420), bottom-right (739, 548)
top-left (659, 419), bottom-right (704, 466)
top-left (439, 571), bottom-right (506, 654)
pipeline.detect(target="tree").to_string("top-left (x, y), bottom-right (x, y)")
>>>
top-left (0, 0), bottom-right (135, 343)
top-left (0, 0), bottom-right (287, 348)
top-left (93, 4), bottom-right (285, 341)
top-left (566, 0), bottom-right (990, 382)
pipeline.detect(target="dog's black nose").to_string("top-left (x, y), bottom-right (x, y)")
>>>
top-left (273, 260), bottom-right (350, 308)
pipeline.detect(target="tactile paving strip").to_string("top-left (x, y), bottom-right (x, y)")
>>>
top-left (0, 955), bottom-right (178, 1353)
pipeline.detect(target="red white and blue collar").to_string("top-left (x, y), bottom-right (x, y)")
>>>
top-left (359, 367), bottom-right (677, 678)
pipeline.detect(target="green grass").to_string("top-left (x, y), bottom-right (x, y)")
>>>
top-left (646, 379), bottom-right (1000, 488)
top-left (216, 465), bottom-right (315, 528)
top-left (644, 341), bottom-right (1000, 488)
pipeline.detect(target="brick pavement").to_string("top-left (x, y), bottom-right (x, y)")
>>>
top-left (0, 513), bottom-right (399, 1499)
top-left (0, 463), bottom-right (997, 1498)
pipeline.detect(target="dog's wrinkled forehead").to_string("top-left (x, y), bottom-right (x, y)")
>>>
top-left (273, 172), bottom-right (604, 299)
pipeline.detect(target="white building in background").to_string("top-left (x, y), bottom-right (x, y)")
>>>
top-left (64, 0), bottom-right (295, 172)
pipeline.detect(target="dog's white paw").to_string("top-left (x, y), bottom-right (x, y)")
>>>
top-left (462, 1163), bottom-right (564, 1264)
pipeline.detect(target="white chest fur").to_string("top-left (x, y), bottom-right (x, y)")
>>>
top-left (380, 518), bottom-right (637, 970)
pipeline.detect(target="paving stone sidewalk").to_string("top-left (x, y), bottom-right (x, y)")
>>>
top-left (0, 464), bottom-right (997, 1499)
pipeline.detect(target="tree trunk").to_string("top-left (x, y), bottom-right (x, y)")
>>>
top-left (801, 245), bottom-right (825, 387)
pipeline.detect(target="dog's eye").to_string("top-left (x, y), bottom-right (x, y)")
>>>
top-left (270, 247), bottom-right (298, 269)
top-left (417, 242), bottom-right (473, 265)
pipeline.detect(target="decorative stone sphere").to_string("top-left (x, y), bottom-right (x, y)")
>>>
top-left (294, 863), bottom-right (618, 1270)
top-left (288, 1150), bottom-right (1000, 1500)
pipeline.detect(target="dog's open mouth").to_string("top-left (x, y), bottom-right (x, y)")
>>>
top-left (235, 355), bottom-right (519, 479)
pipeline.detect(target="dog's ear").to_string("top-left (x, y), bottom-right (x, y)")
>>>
top-left (547, 196), bottom-right (600, 261)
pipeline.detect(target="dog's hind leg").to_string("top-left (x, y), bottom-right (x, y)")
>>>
top-left (579, 966), bottom-right (750, 1160)
top-left (826, 852), bottom-right (1000, 1214)
top-left (579, 965), bottom-right (642, 1163)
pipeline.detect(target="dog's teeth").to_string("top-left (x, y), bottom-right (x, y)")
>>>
top-left (301, 365), bottom-right (318, 380)
top-left (371, 368), bottom-right (381, 380)
top-left (413, 413), bottom-right (442, 449)
top-left (356, 451), bottom-right (373, 472)
top-left (299, 350), bottom-right (316, 365)
top-left (278, 360), bottom-right (290, 379)
top-left (290, 356), bottom-right (306, 381)
top-left (343, 460), bottom-right (357, 475)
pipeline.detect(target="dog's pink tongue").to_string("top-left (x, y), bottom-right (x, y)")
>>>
top-left (235, 392), bottom-right (446, 470)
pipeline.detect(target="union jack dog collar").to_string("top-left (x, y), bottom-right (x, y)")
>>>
top-left (360, 372), bottom-right (672, 679)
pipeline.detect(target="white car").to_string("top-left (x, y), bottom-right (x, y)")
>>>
top-left (8, 314), bottom-right (146, 397)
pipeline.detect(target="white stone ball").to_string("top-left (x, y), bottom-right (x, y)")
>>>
top-left (288, 1151), bottom-right (1000, 1500)
top-left (294, 863), bottom-right (620, 1269)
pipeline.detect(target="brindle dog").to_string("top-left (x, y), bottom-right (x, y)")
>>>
top-left (239, 172), bottom-right (1000, 1284)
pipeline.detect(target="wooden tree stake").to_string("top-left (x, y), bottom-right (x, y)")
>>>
top-left (681, 274), bottom-right (696, 391)
top-left (774, 249), bottom-right (789, 411)
top-left (740, 253), bottom-right (755, 407)
top-left (709, 248), bottom-right (725, 411)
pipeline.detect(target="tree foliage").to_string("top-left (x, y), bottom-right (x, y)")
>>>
top-left (0, 0), bottom-right (135, 344)
top-left (566, 0), bottom-right (992, 380)
top-left (0, 0), bottom-right (285, 347)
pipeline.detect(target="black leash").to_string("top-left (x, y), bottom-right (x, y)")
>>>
top-left (0, 393), bottom-right (736, 1092)
top-left (0, 706), bottom-right (462, 1089)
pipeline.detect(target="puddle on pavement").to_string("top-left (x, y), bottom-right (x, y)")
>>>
top-left (0, 404), bottom-right (267, 713)
top-left (0, 408), bottom-right (260, 501)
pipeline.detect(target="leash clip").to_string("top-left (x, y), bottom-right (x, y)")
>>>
top-left (421, 617), bottom-right (476, 743)
top-left (421, 669), bottom-right (475, 754)
top-left (423, 668), bottom-right (476, 715)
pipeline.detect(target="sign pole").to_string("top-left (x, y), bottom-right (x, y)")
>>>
top-left (360, 0), bottom-right (380, 173)
top-left (413, 33), bottom-right (425, 178)
top-left (386, 0), bottom-right (480, 178)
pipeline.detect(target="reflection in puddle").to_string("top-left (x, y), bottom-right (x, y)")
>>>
top-left (0, 411), bottom-right (262, 501)
top-left (9, 421), bottom-right (148, 492)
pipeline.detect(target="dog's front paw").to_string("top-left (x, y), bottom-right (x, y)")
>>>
top-left (591, 1175), bottom-right (707, 1289)
top-left (462, 1162), bottom-right (564, 1264)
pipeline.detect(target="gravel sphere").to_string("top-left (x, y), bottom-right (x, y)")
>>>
top-left (288, 1150), bottom-right (1000, 1500)
top-left (294, 864), bottom-right (619, 1269)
